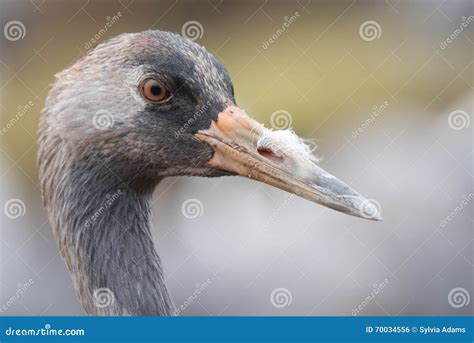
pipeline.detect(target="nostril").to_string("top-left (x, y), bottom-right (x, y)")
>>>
top-left (257, 147), bottom-right (273, 157)
top-left (257, 147), bottom-right (283, 163)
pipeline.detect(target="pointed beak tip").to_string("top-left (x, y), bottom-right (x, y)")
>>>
top-left (371, 213), bottom-right (383, 221)
top-left (351, 196), bottom-right (383, 222)
top-left (363, 206), bottom-right (383, 222)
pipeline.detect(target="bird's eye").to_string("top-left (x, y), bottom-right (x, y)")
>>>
top-left (139, 78), bottom-right (171, 103)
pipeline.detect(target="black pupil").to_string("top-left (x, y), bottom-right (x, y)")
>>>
top-left (150, 82), bottom-right (162, 96)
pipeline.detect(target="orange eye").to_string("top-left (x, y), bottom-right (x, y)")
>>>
top-left (140, 78), bottom-right (171, 103)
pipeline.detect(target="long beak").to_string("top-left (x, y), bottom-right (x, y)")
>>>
top-left (195, 106), bottom-right (382, 221)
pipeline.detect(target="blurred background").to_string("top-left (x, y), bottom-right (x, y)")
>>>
top-left (0, 0), bottom-right (472, 316)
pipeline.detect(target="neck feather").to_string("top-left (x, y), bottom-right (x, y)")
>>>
top-left (41, 153), bottom-right (175, 316)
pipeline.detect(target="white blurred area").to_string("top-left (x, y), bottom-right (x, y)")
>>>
top-left (1, 0), bottom-right (472, 316)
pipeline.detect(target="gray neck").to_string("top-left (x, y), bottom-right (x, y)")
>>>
top-left (45, 157), bottom-right (175, 316)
